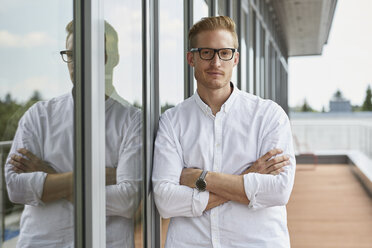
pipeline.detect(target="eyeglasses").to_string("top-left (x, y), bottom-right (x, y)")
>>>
top-left (60, 50), bottom-right (73, 63)
top-left (190, 48), bottom-right (236, 61)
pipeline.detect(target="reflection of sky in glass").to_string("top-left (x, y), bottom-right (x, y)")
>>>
top-left (104, 0), bottom-right (142, 105)
top-left (0, 0), bottom-right (73, 103)
top-left (193, 0), bottom-right (208, 24)
top-left (159, 0), bottom-right (184, 106)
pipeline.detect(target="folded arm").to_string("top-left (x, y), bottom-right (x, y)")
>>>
top-left (152, 114), bottom-right (209, 218)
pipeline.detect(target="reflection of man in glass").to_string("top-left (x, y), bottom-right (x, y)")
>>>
top-left (153, 16), bottom-right (295, 247)
top-left (4, 21), bottom-right (142, 247)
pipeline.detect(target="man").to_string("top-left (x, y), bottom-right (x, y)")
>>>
top-left (5, 21), bottom-right (142, 247)
top-left (152, 16), bottom-right (295, 247)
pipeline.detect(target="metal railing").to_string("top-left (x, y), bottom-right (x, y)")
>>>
top-left (0, 140), bottom-right (13, 245)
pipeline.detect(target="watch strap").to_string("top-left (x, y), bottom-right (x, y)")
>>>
top-left (199, 170), bottom-right (208, 180)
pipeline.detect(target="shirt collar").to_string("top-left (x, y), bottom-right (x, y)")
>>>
top-left (193, 82), bottom-right (239, 115)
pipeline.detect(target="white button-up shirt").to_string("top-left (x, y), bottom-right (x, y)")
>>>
top-left (153, 85), bottom-right (296, 248)
top-left (5, 92), bottom-right (142, 248)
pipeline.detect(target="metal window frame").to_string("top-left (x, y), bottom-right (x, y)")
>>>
top-left (184, 0), bottom-right (194, 99)
top-left (142, 0), bottom-right (161, 247)
top-left (73, 0), bottom-right (106, 246)
top-left (209, 0), bottom-right (218, 17)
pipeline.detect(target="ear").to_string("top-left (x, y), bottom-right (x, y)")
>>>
top-left (233, 51), bottom-right (239, 66)
top-left (187, 52), bottom-right (195, 67)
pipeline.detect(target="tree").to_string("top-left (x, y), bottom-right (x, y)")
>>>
top-left (5, 93), bottom-right (12, 104)
top-left (30, 90), bottom-right (42, 102)
top-left (301, 99), bottom-right (313, 112)
top-left (161, 103), bottom-right (175, 113)
top-left (335, 89), bottom-right (342, 99)
top-left (362, 85), bottom-right (372, 111)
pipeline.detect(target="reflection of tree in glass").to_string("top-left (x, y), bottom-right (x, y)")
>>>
top-left (161, 103), bottom-right (175, 113)
top-left (0, 90), bottom-right (42, 141)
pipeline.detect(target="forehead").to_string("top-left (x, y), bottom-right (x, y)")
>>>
top-left (195, 29), bottom-right (235, 48)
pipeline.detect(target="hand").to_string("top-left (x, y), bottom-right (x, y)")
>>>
top-left (106, 167), bottom-right (117, 185)
top-left (10, 148), bottom-right (57, 174)
top-left (180, 168), bottom-right (203, 188)
top-left (243, 148), bottom-right (290, 175)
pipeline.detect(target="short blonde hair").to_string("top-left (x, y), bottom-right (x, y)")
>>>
top-left (65, 21), bottom-right (118, 56)
top-left (188, 16), bottom-right (239, 49)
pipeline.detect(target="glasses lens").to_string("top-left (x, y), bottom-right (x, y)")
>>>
top-left (218, 49), bottom-right (233, 60)
top-left (199, 48), bottom-right (214, 60)
top-left (61, 51), bottom-right (73, 63)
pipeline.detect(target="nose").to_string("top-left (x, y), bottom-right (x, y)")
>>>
top-left (210, 52), bottom-right (221, 67)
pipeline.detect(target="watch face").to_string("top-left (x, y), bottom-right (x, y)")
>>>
top-left (195, 178), bottom-right (207, 192)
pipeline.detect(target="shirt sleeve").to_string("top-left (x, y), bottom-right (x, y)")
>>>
top-left (106, 111), bottom-right (143, 218)
top-left (243, 103), bottom-right (296, 209)
top-left (152, 113), bottom-right (209, 219)
top-left (4, 107), bottom-right (47, 207)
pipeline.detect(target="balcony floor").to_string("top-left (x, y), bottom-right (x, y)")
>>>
top-left (287, 164), bottom-right (372, 248)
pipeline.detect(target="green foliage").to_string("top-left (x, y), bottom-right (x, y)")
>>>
top-left (161, 103), bottom-right (175, 113)
top-left (335, 89), bottom-right (342, 99)
top-left (0, 90), bottom-right (42, 213)
top-left (0, 90), bottom-right (41, 141)
top-left (362, 85), bottom-right (372, 111)
top-left (300, 99), bottom-right (314, 112)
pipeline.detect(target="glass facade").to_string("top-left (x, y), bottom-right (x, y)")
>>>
top-left (0, 0), bottom-right (288, 247)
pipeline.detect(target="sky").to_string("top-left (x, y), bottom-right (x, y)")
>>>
top-left (288, 0), bottom-right (372, 111)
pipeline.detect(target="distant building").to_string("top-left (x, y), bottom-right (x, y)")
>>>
top-left (329, 90), bottom-right (352, 112)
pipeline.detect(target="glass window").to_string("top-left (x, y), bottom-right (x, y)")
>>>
top-left (218, 0), bottom-right (227, 16)
top-left (248, 7), bottom-right (255, 93)
top-left (260, 24), bottom-right (265, 98)
top-left (160, 0), bottom-right (184, 113)
top-left (104, 0), bottom-right (144, 247)
top-left (194, 0), bottom-right (209, 23)
top-left (255, 18), bottom-right (261, 96)
top-left (0, 0), bottom-right (74, 247)
top-left (240, 11), bottom-right (248, 92)
top-left (159, 0), bottom-right (184, 245)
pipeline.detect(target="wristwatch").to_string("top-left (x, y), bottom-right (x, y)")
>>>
top-left (195, 170), bottom-right (208, 192)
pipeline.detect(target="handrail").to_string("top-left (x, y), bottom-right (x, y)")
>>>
top-left (0, 140), bottom-right (13, 245)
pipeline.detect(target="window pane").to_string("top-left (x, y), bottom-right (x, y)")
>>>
top-left (0, 1), bottom-right (73, 247)
top-left (194, 0), bottom-right (209, 23)
top-left (160, 0), bottom-right (184, 113)
top-left (104, 0), bottom-right (144, 247)
top-left (159, 0), bottom-right (184, 245)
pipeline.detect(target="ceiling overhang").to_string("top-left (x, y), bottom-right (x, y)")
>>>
top-left (271, 0), bottom-right (338, 57)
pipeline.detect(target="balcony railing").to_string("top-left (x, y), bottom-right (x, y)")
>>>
top-left (291, 116), bottom-right (372, 159)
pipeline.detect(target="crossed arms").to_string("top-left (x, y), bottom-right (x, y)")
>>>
top-left (8, 148), bottom-right (116, 203)
top-left (179, 149), bottom-right (290, 210)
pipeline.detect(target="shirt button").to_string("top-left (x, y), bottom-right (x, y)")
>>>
top-left (215, 143), bottom-right (220, 147)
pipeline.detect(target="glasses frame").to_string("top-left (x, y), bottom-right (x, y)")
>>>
top-left (60, 50), bottom-right (73, 63)
top-left (190, 47), bottom-right (237, 61)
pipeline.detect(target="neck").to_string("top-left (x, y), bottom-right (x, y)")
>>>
top-left (105, 69), bottom-right (114, 100)
top-left (197, 82), bottom-right (232, 115)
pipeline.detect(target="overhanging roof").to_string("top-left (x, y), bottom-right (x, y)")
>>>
top-left (271, 0), bottom-right (338, 57)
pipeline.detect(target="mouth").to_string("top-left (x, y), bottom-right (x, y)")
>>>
top-left (206, 71), bottom-right (224, 77)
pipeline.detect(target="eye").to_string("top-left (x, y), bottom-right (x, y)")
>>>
top-left (201, 49), bottom-right (212, 55)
